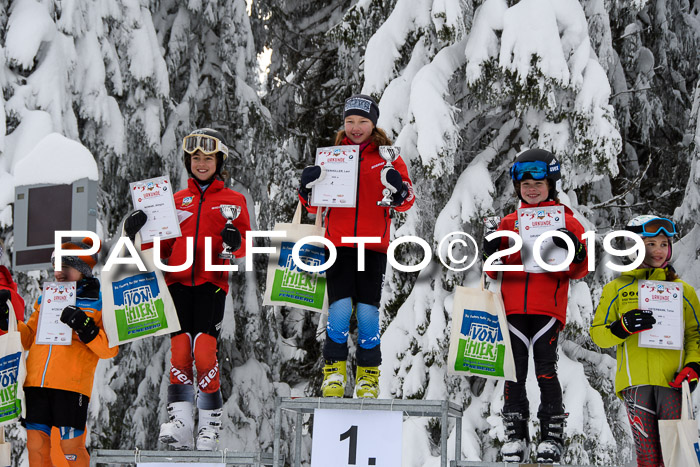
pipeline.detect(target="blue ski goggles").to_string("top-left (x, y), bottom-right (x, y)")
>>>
top-left (627, 217), bottom-right (677, 237)
top-left (510, 160), bottom-right (558, 181)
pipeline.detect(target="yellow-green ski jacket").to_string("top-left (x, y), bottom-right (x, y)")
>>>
top-left (590, 268), bottom-right (700, 397)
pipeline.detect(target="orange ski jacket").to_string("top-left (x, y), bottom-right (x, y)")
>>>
top-left (20, 278), bottom-right (117, 397)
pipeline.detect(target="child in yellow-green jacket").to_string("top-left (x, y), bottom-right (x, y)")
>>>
top-left (590, 215), bottom-right (700, 467)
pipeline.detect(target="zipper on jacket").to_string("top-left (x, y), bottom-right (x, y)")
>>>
top-left (191, 186), bottom-right (208, 286)
top-left (523, 272), bottom-right (530, 313)
top-left (382, 210), bottom-right (389, 238)
top-left (619, 342), bottom-right (625, 373)
top-left (554, 279), bottom-right (561, 307)
top-left (353, 148), bottom-right (365, 237)
top-left (41, 345), bottom-right (53, 387)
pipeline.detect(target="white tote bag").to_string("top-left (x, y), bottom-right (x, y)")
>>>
top-left (101, 230), bottom-right (180, 346)
top-left (0, 302), bottom-right (26, 427)
top-left (263, 203), bottom-right (329, 313)
top-left (447, 274), bottom-right (516, 381)
top-left (659, 380), bottom-right (700, 467)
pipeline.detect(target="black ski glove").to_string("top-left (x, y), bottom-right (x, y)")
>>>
top-left (552, 228), bottom-right (586, 264)
top-left (608, 309), bottom-right (656, 339)
top-left (482, 236), bottom-right (501, 261)
top-left (0, 289), bottom-right (11, 332)
top-left (221, 225), bottom-right (242, 252)
top-left (124, 210), bottom-right (148, 241)
top-left (299, 166), bottom-right (323, 201)
top-left (60, 305), bottom-right (99, 344)
top-left (384, 169), bottom-right (409, 206)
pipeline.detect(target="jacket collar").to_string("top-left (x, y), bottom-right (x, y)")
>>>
top-left (77, 277), bottom-right (100, 300)
top-left (188, 178), bottom-right (224, 195)
top-left (341, 137), bottom-right (375, 153)
top-left (519, 200), bottom-right (574, 216)
top-left (621, 268), bottom-right (670, 281)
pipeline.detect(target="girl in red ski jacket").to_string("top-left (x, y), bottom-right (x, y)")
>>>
top-left (299, 94), bottom-right (415, 398)
top-left (125, 128), bottom-right (251, 451)
top-left (0, 260), bottom-right (26, 330)
top-left (482, 149), bottom-right (588, 464)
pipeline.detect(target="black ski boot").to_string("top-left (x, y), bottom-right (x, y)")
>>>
top-left (501, 412), bottom-right (529, 463)
top-left (536, 413), bottom-right (568, 464)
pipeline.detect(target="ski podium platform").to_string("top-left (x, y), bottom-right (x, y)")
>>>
top-left (273, 397), bottom-right (463, 467)
top-left (89, 449), bottom-right (275, 466)
top-left (451, 463), bottom-right (637, 467)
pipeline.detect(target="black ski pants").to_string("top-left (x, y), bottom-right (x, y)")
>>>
top-left (503, 314), bottom-right (564, 418)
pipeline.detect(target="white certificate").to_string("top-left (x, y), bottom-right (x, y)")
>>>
top-left (517, 206), bottom-right (567, 273)
top-left (36, 282), bottom-right (76, 345)
top-left (130, 176), bottom-right (182, 242)
top-left (638, 280), bottom-right (683, 350)
top-left (310, 146), bottom-right (359, 208)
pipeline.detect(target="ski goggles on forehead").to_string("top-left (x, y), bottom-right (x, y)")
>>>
top-left (628, 217), bottom-right (677, 237)
top-left (510, 160), bottom-right (550, 181)
top-left (182, 134), bottom-right (229, 157)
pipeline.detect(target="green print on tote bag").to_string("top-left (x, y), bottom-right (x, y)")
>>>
top-left (263, 202), bottom-right (329, 313)
top-left (101, 223), bottom-right (180, 346)
top-left (447, 274), bottom-right (516, 381)
top-left (112, 272), bottom-right (169, 340)
top-left (0, 302), bottom-right (26, 427)
top-left (269, 242), bottom-right (327, 310)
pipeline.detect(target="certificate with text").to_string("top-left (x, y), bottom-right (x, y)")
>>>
top-left (36, 282), bottom-right (76, 345)
top-left (517, 206), bottom-right (567, 273)
top-left (638, 280), bottom-right (683, 350)
top-left (130, 176), bottom-right (182, 242)
top-left (310, 145), bottom-right (359, 208)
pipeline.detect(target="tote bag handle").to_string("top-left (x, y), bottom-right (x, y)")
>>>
top-left (292, 201), bottom-right (323, 228)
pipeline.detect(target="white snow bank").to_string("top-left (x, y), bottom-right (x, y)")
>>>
top-left (14, 133), bottom-right (98, 186)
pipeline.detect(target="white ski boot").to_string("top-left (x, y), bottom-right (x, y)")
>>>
top-left (501, 412), bottom-right (529, 463)
top-left (196, 408), bottom-right (222, 451)
top-left (159, 401), bottom-right (194, 450)
top-left (536, 413), bottom-right (567, 464)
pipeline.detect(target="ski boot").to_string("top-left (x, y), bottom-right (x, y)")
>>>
top-left (196, 408), bottom-right (222, 451)
top-left (321, 360), bottom-right (347, 397)
top-left (159, 401), bottom-right (195, 450)
top-left (536, 413), bottom-right (568, 463)
top-left (355, 366), bottom-right (380, 398)
top-left (501, 412), bottom-right (529, 463)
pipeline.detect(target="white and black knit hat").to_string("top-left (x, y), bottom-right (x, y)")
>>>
top-left (344, 94), bottom-right (379, 126)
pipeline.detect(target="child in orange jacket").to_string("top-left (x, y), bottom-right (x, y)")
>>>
top-left (11, 237), bottom-right (117, 467)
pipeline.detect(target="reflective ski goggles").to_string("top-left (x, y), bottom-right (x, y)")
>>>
top-left (627, 217), bottom-right (677, 237)
top-left (182, 134), bottom-right (229, 158)
top-left (510, 160), bottom-right (551, 181)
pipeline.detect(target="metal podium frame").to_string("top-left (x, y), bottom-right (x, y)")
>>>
top-left (89, 449), bottom-right (275, 466)
top-left (272, 397), bottom-right (463, 467)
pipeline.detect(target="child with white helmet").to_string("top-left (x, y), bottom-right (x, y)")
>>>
top-left (125, 128), bottom-right (252, 450)
top-left (590, 215), bottom-right (700, 466)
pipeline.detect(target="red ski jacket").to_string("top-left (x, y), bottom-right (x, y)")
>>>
top-left (0, 265), bottom-right (25, 325)
top-left (485, 201), bottom-right (588, 325)
top-left (300, 138), bottom-right (415, 253)
top-left (154, 178), bottom-right (251, 293)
